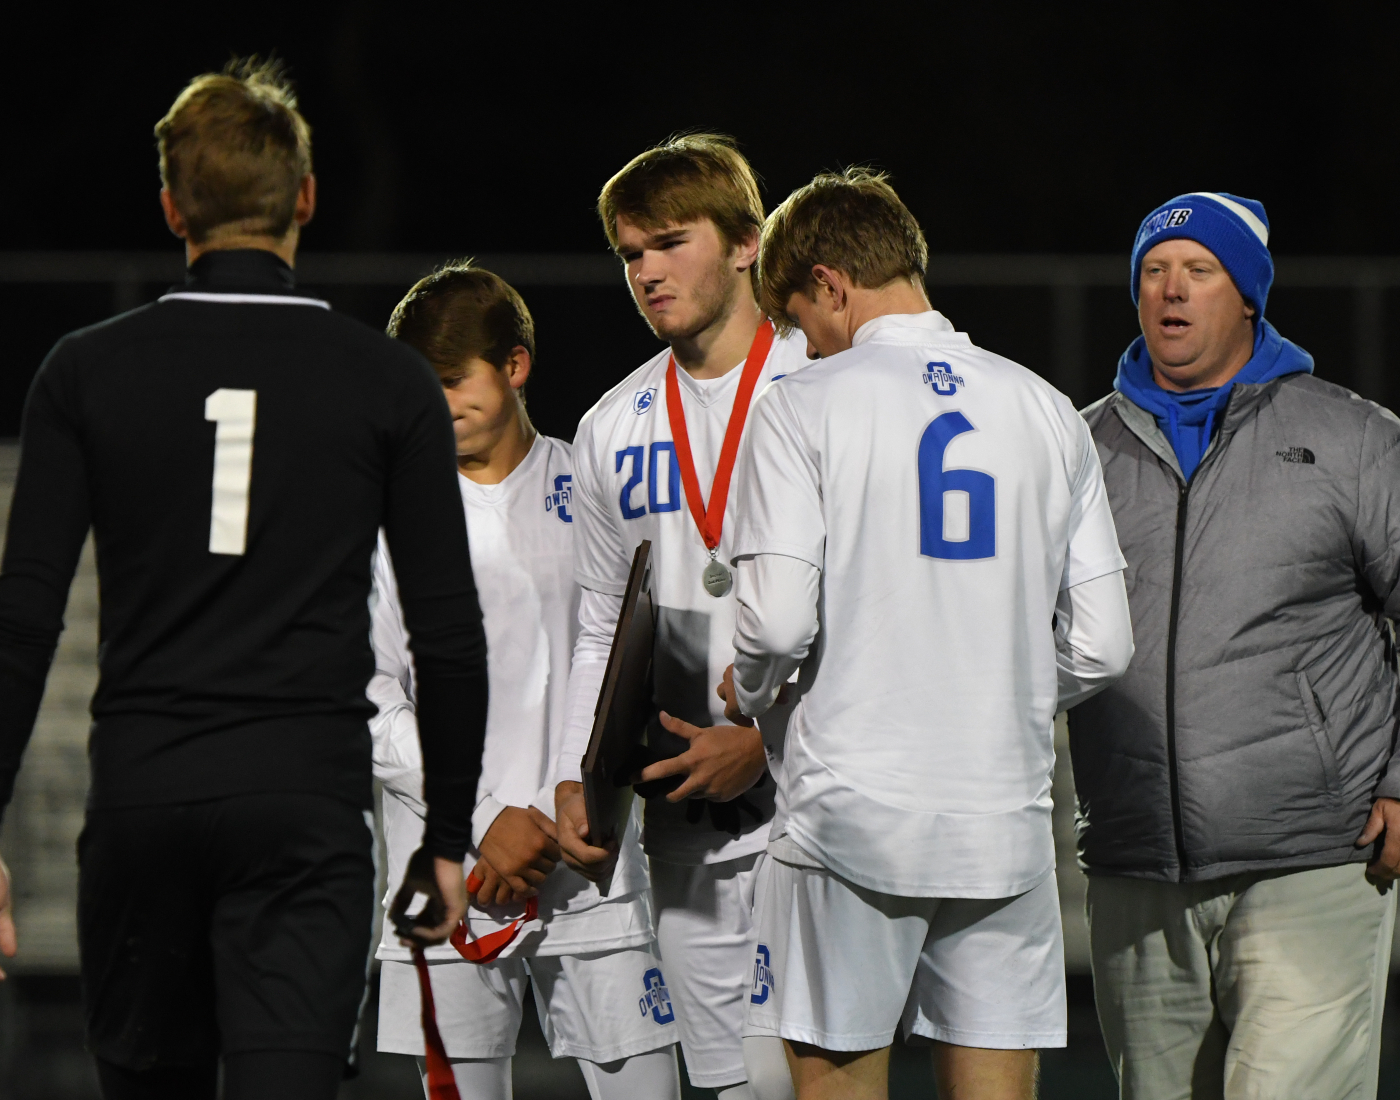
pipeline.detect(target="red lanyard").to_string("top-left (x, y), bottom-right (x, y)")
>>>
top-left (413, 946), bottom-right (462, 1100)
top-left (450, 871), bottom-right (539, 963)
top-left (412, 873), bottom-right (541, 1100)
top-left (664, 320), bottom-right (774, 551)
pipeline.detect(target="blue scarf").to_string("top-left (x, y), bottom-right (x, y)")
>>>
top-left (1113, 320), bottom-right (1314, 480)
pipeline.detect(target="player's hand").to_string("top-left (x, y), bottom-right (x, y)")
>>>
top-left (478, 806), bottom-right (560, 898)
top-left (0, 856), bottom-right (16, 979)
top-left (467, 859), bottom-right (533, 909)
top-left (716, 663), bottom-right (790, 726)
top-left (554, 780), bottom-right (619, 882)
top-left (717, 664), bottom-right (754, 727)
top-left (643, 713), bottom-right (767, 803)
top-left (389, 846), bottom-right (469, 946)
top-left (1357, 797), bottom-right (1400, 884)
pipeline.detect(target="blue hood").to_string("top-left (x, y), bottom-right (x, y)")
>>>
top-left (1113, 320), bottom-right (1313, 480)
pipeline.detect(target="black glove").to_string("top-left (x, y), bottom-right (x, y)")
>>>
top-left (684, 791), bottom-right (766, 835)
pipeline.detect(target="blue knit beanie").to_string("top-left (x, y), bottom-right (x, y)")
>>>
top-left (1130, 192), bottom-right (1274, 317)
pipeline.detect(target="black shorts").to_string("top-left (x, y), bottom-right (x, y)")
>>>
top-left (77, 792), bottom-right (376, 1069)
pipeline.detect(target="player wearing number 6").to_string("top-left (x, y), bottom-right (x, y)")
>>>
top-left (723, 170), bottom-right (1135, 1100)
top-left (0, 61), bottom-right (488, 1100)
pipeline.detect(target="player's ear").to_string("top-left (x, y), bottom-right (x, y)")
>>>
top-left (294, 174), bottom-right (317, 227)
top-left (504, 346), bottom-right (532, 391)
top-left (732, 226), bottom-right (760, 274)
top-left (160, 189), bottom-right (188, 240)
top-left (810, 265), bottom-right (846, 313)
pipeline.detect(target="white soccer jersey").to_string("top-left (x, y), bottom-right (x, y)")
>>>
top-left (558, 329), bottom-right (811, 865)
top-left (732, 312), bottom-right (1126, 898)
top-left (373, 434), bottom-right (652, 963)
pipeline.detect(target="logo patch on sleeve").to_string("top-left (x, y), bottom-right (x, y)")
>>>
top-left (544, 474), bottom-right (573, 521)
top-left (1276, 447), bottom-right (1316, 464)
top-left (639, 967), bottom-right (674, 1024)
top-left (751, 944), bottom-right (775, 1005)
top-left (634, 388), bottom-right (657, 415)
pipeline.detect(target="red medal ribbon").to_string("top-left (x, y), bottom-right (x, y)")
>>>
top-left (412, 945), bottom-right (463, 1100)
top-left (449, 871), bottom-right (539, 964)
top-left (664, 320), bottom-right (775, 552)
top-left (413, 872), bottom-right (541, 1097)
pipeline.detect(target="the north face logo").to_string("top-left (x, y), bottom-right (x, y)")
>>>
top-left (1277, 447), bottom-right (1315, 464)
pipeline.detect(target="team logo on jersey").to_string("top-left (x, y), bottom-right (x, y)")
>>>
top-left (545, 474), bottom-right (573, 522)
top-left (751, 944), bottom-right (775, 1005)
top-left (922, 361), bottom-right (966, 396)
top-left (638, 967), bottom-right (675, 1024)
top-left (633, 388), bottom-right (657, 415)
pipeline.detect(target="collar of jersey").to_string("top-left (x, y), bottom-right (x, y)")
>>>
top-left (456, 431), bottom-right (547, 503)
top-left (162, 248), bottom-right (328, 308)
top-left (852, 310), bottom-right (962, 348)
top-left (671, 353), bottom-right (745, 409)
top-left (159, 291), bottom-right (330, 308)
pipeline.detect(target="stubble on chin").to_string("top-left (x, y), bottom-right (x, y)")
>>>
top-left (643, 260), bottom-right (740, 344)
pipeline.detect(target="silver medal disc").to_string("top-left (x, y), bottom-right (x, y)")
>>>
top-left (702, 558), bottom-right (733, 597)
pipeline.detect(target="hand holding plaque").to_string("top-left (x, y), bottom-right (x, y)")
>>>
top-left (578, 540), bottom-right (656, 894)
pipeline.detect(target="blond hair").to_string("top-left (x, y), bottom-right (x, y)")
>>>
top-left (759, 168), bottom-right (928, 332)
top-left (598, 133), bottom-right (763, 254)
top-left (154, 57), bottom-right (313, 245)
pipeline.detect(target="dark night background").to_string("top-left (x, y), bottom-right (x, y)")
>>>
top-left (2, 4), bottom-right (1397, 446)
top-left (2, 7), bottom-right (1400, 1097)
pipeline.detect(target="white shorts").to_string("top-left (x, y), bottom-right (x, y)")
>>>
top-left (378, 943), bottom-right (677, 1064)
top-left (745, 854), bottom-right (1066, 1051)
top-left (651, 853), bottom-right (779, 1089)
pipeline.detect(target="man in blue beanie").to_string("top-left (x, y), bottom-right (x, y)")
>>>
top-left (1072, 192), bottom-right (1400, 1099)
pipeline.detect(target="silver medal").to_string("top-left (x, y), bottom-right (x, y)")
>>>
top-left (702, 557), bottom-right (732, 597)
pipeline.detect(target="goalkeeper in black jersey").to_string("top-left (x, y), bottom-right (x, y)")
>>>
top-left (0, 60), bottom-right (488, 1100)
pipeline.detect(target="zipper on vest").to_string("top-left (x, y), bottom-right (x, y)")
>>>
top-left (1165, 482), bottom-right (1191, 880)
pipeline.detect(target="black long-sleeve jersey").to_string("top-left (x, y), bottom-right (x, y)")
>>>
top-left (0, 250), bottom-right (487, 861)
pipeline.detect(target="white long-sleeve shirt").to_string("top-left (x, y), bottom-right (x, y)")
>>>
top-left (371, 435), bottom-right (651, 962)
top-left (729, 311), bottom-right (1132, 899)
top-left (733, 559), bottom-right (1132, 718)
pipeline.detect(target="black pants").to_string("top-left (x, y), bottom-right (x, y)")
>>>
top-left (78, 792), bottom-right (375, 1098)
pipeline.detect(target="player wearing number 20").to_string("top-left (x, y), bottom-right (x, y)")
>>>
top-left (0, 62), bottom-right (488, 1100)
top-left (553, 136), bottom-right (808, 1099)
top-left (726, 171), bottom-right (1135, 1100)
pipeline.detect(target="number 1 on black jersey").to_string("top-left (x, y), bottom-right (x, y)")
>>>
top-left (205, 389), bottom-right (257, 556)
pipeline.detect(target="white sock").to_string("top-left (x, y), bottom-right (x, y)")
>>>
top-left (414, 1054), bottom-right (512, 1100)
top-left (577, 1047), bottom-right (681, 1100)
top-left (743, 1035), bottom-right (796, 1100)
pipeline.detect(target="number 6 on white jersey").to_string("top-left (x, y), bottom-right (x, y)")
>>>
top-left (205, 389), bottom-right (257, 555)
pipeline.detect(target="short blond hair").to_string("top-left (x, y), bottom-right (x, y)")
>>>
top-left (598, 133), bottom-right (763, 254)
top-left (155, 57), bottom-right (313, 245)
top-left (759, 168), bottom-right (928, 332)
